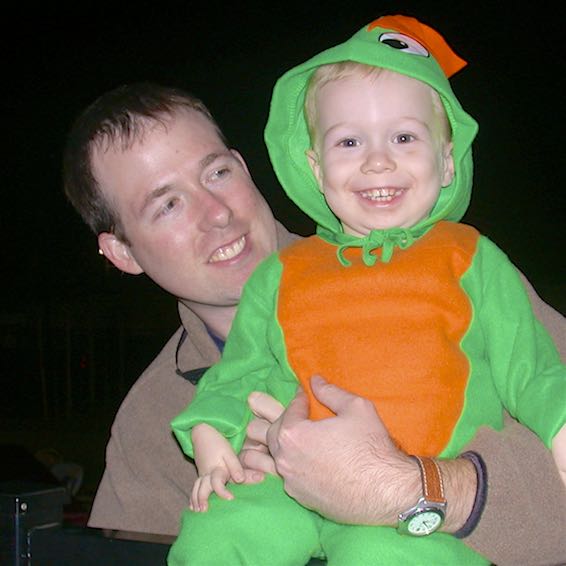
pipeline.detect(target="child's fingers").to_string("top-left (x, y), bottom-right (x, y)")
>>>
top-left (190, 477), bottom-right (212, 512)
top-left (211, 468), bottom-right (234, 500)
top-left (224, 450), bottom-right (245, 483)
top-left (196, 481), bottom-right (211, 512)
top-left (189, 480), bottom-right (199, 511)
top-left (191, 465), bottom-right (245, 513)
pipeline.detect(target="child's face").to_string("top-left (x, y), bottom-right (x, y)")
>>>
top-left (307, 70), bottom-right (454, 236)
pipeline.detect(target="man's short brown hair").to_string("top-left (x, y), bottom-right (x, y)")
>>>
top-left (63, 82), bottom-right (226, 241)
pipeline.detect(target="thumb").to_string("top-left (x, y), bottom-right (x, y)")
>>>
top-left (309, 374), bottom-right (360, 416)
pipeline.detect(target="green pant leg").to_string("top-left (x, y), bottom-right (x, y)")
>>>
top-left (168, 474), bottom-right (324, 566)
top-left (320, 520), bottom-right (489, 566)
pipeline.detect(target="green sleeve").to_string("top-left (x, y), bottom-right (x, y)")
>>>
top-left (170, 253), bottom-right (298, 458)
top-left (461, 236), bottom-right (565, 448)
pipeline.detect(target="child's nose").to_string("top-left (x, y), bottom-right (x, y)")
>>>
top-left (361, 149), bottom-right (395, 174)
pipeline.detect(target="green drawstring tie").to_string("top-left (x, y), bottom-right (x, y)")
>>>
top-left (337, 228), bottom-right (414, 266)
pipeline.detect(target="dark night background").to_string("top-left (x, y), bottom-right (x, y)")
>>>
top-left (2, 3), bottom-right (564, 511)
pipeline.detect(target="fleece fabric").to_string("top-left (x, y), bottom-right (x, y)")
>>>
top-left (170, 15), bottom-right (565, 565)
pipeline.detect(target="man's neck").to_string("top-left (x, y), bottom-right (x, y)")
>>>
top-left (180, 301), bottom-right (236, 342)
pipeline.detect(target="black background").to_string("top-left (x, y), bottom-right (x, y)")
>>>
top-left (3, 4), bottom-right (564, 427)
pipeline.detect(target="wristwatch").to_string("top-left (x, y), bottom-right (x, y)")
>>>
top-left (397, 456), bottom-right (447, 536)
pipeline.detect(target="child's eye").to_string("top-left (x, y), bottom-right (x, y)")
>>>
top-left (338, 138), bottom-right (359, 148)
top-left (394, 133), bottom-right (415, 144)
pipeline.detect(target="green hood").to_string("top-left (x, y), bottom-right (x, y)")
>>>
top-left (265, 15), bottom-right (479, 259)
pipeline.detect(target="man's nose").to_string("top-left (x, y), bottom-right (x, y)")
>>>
top-left (361, 147), bottom-right (395, 174)
top-left (197, 191), bottom-right (233, 230)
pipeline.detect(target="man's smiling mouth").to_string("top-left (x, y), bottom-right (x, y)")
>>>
top-left (209, 236), bottom-right (246, 263)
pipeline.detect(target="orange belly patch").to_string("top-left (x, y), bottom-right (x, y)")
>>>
top-left (278, 222), bottom-right (478, 455)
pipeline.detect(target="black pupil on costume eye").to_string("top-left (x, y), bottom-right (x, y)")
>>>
top-left (382, 38), bottom-right (409, 50)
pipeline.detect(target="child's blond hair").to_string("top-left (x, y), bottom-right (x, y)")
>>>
top-left (304, 61), bottom-right (451, 148)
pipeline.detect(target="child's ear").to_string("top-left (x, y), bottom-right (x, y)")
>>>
top-left (98, 232), bottom-right (144, 275)
top-left (306, 149), bottom-right (324, 192)
top-left (441, 142), bottom-right (455, 187)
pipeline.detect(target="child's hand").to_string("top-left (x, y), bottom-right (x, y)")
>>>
top-left (190, 423), bottom-right (250, 512)
top-left (190, 465), bottom-right (234, 512)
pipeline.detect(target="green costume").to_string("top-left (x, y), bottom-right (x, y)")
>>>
top-left (169, 15), bottom-right (565, 565)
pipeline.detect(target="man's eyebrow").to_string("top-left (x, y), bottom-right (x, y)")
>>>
top-left (139, 184), bottom-right (174, 216)
top-left (199, 150), bottom-right (232, 169)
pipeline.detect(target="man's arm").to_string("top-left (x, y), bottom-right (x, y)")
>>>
top-left (246, 377), bottom-right (476, 531)
top-left (464, 415), bottom-right (566, 565)
top-left (461, 274), bottom-right (566, 563)
top-left (246, 373), bottom-right (566, 566)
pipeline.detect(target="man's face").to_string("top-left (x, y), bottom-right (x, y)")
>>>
top-left (308, 71), bottom-right (454, 237)
top-left (94, 109), bottom-right (277, 320)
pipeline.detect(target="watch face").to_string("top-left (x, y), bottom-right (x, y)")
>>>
top-left (408, 511), bottom-right (443, 536)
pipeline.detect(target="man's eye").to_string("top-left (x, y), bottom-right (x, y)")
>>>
top-left (159, 198), bottom-right (178, 216)
top-left (210, 166), bottom-right (230, 180)
top-left (394, 133), bottom-right (415, 144)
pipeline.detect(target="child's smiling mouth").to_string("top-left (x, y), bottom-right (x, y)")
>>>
top-left (359, 187), bottom-right (405, 203)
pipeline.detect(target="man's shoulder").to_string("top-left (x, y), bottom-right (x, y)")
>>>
top-left (112, 326), bottom-right (196, 428)
top-left (89, 323), bottom-right (200, 536)
top-left (111, 305), bottom-right (221, 430)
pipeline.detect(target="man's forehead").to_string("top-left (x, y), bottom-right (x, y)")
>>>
top-left (94, 110), bottom-right (224, 166)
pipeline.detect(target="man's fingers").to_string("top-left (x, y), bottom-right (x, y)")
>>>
top-left (241, 468), bottom-right (266, 484)
top-left (245, 418), bottom-right (270, 447)
top-left (267, 386), bottom-right (309, 453)
top-left (310, 374), bottom-right (373, 416)
top-left (240, 448), bottom-right (277, 476)
top-left (248, 391), bottom-right (285, 422)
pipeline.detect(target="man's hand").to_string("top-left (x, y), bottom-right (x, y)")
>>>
top-left (239, 397), bottom-right (283, 477)
top-left (247, 375), bottom-right (419, 525)
top-left (245, 376), bottom-right (476, 530)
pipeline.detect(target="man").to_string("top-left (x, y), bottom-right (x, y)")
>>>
top-left (63, 82), bottom-right (566, 564)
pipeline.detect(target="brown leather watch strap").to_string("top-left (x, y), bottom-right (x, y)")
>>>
top-left (413, 456), bottom-right (446, 504)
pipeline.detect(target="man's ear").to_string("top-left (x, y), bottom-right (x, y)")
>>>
top-left (98, 232), bottom-right (143, 275)
top-left (306, 149), bottom-right (323, 192)
top-left (441, 142), bottom-right (455, 188)
top-left (230, 149), bottom-right (251, 175)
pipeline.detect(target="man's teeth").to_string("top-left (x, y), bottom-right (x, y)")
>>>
top-left (210, 236), bottom-right (246, 262)
top-left (360, 188), bottom-right (402, 202)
